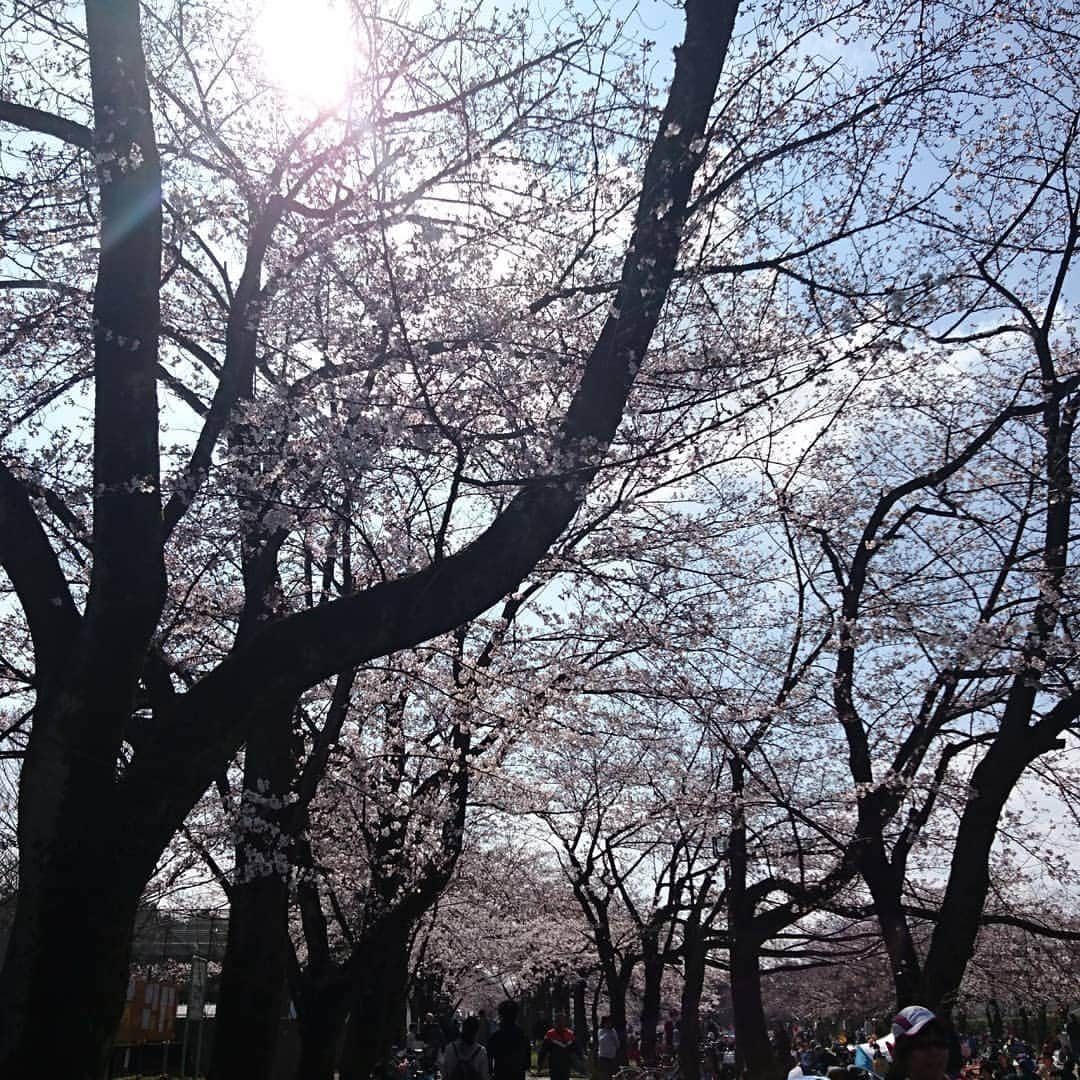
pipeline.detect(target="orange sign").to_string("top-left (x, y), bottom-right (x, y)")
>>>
top-left (116, 977), bottom-right (178, 1044)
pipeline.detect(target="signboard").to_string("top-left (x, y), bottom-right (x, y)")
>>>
top-left (116, 977), bottom-right (178, 1044)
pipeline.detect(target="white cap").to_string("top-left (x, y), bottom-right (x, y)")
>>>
top-left (891, 1006), bottom-right (937, 1041)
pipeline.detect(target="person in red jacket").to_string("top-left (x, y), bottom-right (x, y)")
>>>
top-left (539, 1015), bottom-right (577, 1080)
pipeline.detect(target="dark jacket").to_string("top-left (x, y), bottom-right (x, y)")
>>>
top-left (487, 1023), bottom-right (531, 1080)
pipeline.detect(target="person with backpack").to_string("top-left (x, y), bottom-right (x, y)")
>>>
top-left (443, 1016), bottom-right (490, 1080)
top-left (487, 1000), bottom-right (532, 1080)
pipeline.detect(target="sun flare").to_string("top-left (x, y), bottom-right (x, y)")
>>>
top-left (254, 0), bottom-right (358, 109)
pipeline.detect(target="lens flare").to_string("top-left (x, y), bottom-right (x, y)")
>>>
top-left (255, 0), bottom-right (357, 109)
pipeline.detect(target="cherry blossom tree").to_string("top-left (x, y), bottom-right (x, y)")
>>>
top-left (0, 0), bottom-right (739, 1071)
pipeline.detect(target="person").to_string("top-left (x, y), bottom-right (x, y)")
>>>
top-left (406, 1024), bottom-right (425, 1053)
top-left (487, 1000), bottom-right (531, 1080)
top-left (775, 1027), bottom-right (793, 1064)
top-left (597, 1016), bottom-right (620, 1080)
top-left (789, 1054), bottom-right (806, 1080)
top-left (443, 1016), bottom-right (490, 1080)
top-left (702, 1045), bottom-right (718, 1080)
top-left (1069, 1012), bottom-right (1080, 1059)
top-left (477, 1010), bottom-right (492, 1047)
top-left (1059, 1046), bottom-right (1076, 1080)
top-left (539, 1014), bottom-right (577, 1080)
top-left (421, 1013), bottom-right (444, 1076)
top-left (421, 1014), bottom-right (443, 1046)
top-left (887, 1007), bottom-right (951, 1080)
top-left (819, 1044), bottom-right (840, 1072)
top-left (664, 1011), bottom-right (677, 1053)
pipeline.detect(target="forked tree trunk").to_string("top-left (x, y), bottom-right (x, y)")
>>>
top-left (0, 4), bottom-right (737, 1073)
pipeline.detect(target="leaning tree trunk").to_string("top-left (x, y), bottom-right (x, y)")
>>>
top-left (858, 838), bottom-right (924, 1007)
top-left (921, 733), bottom-right (1041, 1015)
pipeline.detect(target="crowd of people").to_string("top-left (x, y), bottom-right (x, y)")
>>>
top-left (402, 1001), bottom-right (592, 1080)
top-left (782, 1006), bottom-right (1079, 1080)
top-left (393, 1002), bottom-right (1079, 1080)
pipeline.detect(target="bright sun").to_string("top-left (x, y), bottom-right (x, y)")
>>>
top-left (254, 0), bottom-right (358, 109)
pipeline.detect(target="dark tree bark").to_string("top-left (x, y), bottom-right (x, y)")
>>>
top-left (679, 910), bottom-right (708, 1080)
top-left (599, 957), bottom-right (632, 1066)
top-left (295, 988), bottom-right (349, 1080)
top-left (921, 726), bottom-right (1065, 1013)
top-left (0, 0), bottom-right (164, 1073)
top-left (339, 913), bottom-right (414, 1080)
top-left (209, 705), bottom-right (296, 1080)
top-left (639, 928), bottom-right (665, 1066)
top-left (857, 838), bottom-right (924, 1006)
top-left (574, 979), bottom-right (590, 1056)
top-left (727, 757), bottom-right (776, 1080)
top-left (729, 935), bottom-right (774, 1080)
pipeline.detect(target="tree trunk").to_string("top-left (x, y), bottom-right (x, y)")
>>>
top-left (640, 932), bottom-right (664, 1066)
top-left (728, 758), bottom-right (777, 1080)
top-left (339, 914), bottom-right (413, 1080)
top-left (209, 874), bottom-right (289, 1079)
top-left (295, 982), bottom-right (350, 1080)
top-left (921, 735), bottom-right (1038, 1014)
top-left (858, 839), bottom-right (923, 1007)
top-left (729, 935), bottom-right (775, 1080)
top-left (210, 707), bottom-right (295, 1080)
top-left (679, 919), bottom-right (707, 1080)
top-left (602, 964), bottom-right (630, 1065)
top-left (0, 805), bottom-right (142, 1078)
top-left (574, 978), bottom-right (590, 1054)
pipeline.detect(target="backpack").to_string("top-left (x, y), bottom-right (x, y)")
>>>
top-left (449, 1043), bottom-right (484, 1080)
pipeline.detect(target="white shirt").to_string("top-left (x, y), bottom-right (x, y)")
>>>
top-left (442, 1040), bottom-right (490, 1080)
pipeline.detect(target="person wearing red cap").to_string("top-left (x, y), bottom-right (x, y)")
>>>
top-left (888, 1007), bottom-right (951, 1080)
